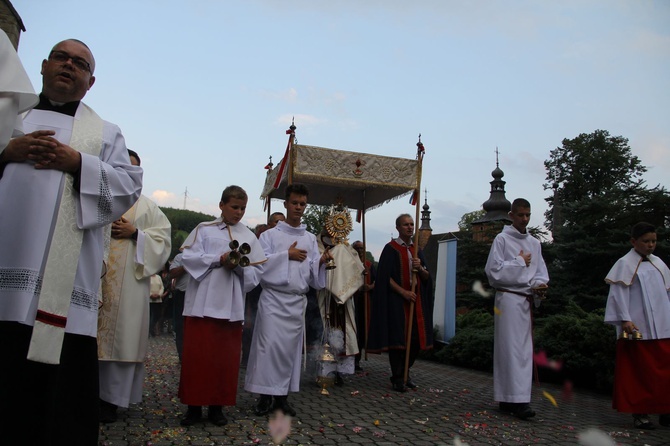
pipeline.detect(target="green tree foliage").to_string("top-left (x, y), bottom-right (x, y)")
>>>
top-left (543, 130), bottom-right (670, 311)
top-left (302, 204), bottom-right (331, 236)
top-left (544, 129), bottom-right (647, 230)
top-left (160, 207), bottom-right (217, 259)
top-left (457, 209), bottom-right (485, 231)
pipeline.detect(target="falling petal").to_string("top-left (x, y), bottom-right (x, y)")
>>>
top-left (472, 280), bottom-right (492, 297)
top-left (268, 411), bottom-right (292, 444)
top-left (577, 428), bottom-right (616, 446)
top-left (494, 306), bottom-right (502, 315)
top-left (548, 359), bottom-right (563, 371)
top-left (534, 350), bottom-right (563, 371)
top-left (533, 350), bottom-right (549, 367)
top-left (543, 390), bottom-right (558, 407)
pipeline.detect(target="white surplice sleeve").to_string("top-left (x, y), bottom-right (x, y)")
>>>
top-left (77, 123), bottom-right (142, 229)
top-left (182, 228), bottom-right (227, 282)
top-left (604, 281), bottom-right (630, 329)
top-left (0, 29), bottom-right (38, 151)
top-left (133, 199), bottom-right (171, 279)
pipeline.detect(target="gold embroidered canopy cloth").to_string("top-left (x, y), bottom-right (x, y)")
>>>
top-left (261, 144), bottom-right (419, 211)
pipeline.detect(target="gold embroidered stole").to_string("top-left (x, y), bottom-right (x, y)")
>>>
top-left (97, 202), bottom-right (138, 359)
top-left (27, 104), bottom-right (104, 364)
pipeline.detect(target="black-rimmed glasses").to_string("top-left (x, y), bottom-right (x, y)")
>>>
top-left (48, 50), bottom-right (92, 73)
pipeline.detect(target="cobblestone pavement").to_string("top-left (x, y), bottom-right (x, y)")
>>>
top-left (98, 335), bottom-right (670, 446)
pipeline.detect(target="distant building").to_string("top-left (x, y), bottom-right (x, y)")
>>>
top-left (0, 0), bottom-right (26, 49)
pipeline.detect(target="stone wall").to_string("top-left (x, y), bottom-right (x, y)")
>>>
top-left (0, 0), bottom-right (23, 49)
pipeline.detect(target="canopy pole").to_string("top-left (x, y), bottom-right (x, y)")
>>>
top-left (287, 118), bottom-right (296, 185)
top-left (265, 156), bottom-right (274, 222)
top-left (404, 135), bottom-right (425, 385)
top-left (362, 190), bottom-right (369, 361)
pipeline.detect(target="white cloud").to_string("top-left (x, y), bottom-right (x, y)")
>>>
top-left (150, 190), bottom-right (178, 206)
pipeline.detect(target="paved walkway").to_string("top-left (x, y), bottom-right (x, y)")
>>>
top-left (98, 335), bottom-right (670, 446)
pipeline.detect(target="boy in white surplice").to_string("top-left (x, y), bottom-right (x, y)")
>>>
top-left (245, 184), bottom-right (332, 417)
top-left (485, 198), bottom-right (549, 420)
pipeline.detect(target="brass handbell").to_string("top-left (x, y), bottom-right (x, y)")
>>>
top-left (619, 330), bottom-right (644, 340)
top-left (227, 251), bottom-right (241, 266)
top-left (226, 240), bottom-right (251, 268)
top-left (532, 284), bottom-right (549, 300)
top-left (238, 242), bottom-right (251, 267)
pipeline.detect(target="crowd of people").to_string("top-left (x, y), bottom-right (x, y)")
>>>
top-left (1, 31), bottom-right (668, 445)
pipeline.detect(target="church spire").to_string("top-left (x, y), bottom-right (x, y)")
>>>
top-left (476, 147), bottom-right (512, 223)
top-left (418, 190), bottom-right (432, 249)
top-left (419, 189), bottom-right (432, 231)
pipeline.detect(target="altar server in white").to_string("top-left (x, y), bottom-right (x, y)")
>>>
top-left (0, 39), bottom-right (142, 445)
top-left (604, 221), bottom-right (670, 429)
top-left (98, 150), bottom-right (171, 423)
top-left (485, 198), bottom-right (548, 420)
top-left (178, 185), bottom-right (266, 427)
top-left (605, 222), bottom-right (670, 340)
top-left (245, 184), bottom-right (332, 417)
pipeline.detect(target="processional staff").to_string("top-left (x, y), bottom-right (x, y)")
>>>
top-left (404, 134), bottom-right (425, 385)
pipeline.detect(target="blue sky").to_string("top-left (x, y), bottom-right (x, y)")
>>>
top-left (13, 0), bottom-right (670, 258)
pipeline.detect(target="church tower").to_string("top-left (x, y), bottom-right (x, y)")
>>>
top-left (472, 149), bottom-right (511, 242)
top-left (418, 192), bottom-right (432, 249)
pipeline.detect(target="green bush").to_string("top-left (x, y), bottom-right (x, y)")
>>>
top-left (434, 309), bottom-right (494, 372)
top-left (534, 301), bottom-right (616, 393)
top-left (428, 303), bottom-right (617, 393)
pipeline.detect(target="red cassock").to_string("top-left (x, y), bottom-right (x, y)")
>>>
top-left (613, 338), bottom-right (670, 413)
